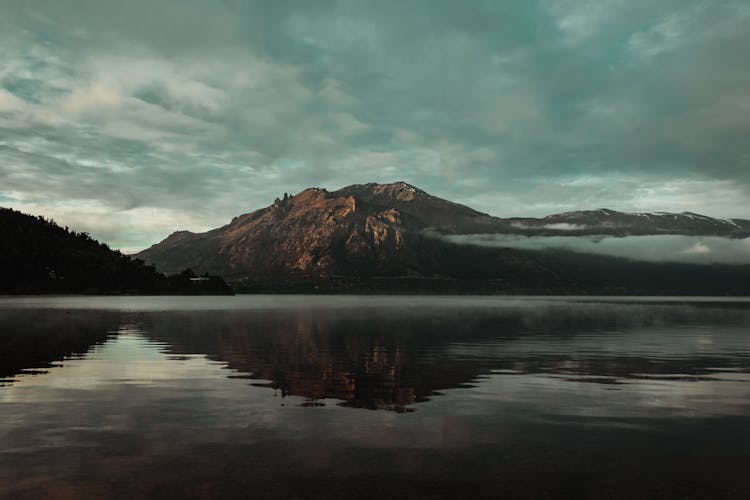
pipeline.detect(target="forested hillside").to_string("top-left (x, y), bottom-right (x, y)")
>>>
top-left (0, 208), bottom-right (231, 294)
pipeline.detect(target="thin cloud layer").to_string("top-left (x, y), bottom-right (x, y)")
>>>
top-left (439, 233), bottom-right (750, 265)
top-left (1, 1), bottom-right (749, 250)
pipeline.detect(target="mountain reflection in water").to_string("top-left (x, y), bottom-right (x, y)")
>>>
top-left (144, 304), bottom-right (750, 412)
top-left (2, 298), bottom-right (749, 412)
top-left (1, 296), bottom-right (750, 499)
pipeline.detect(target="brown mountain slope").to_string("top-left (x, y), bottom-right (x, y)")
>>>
top-left (136, 182), bottom-right (554, 285)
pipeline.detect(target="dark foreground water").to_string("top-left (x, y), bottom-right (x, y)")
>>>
top-left (1, 296), bottom-right (749, 499)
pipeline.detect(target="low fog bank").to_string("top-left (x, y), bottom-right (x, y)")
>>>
top-left (434, 233), bottom-right (750, 264)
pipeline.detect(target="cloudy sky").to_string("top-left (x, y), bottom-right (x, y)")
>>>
top-left (1, 1), bottom-right (749, 252)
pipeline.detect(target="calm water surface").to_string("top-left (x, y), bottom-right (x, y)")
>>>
top-left (1, 295), bottom-right (749, 499)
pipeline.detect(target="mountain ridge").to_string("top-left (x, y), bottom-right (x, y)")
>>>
top-left (148, 183), bottom-right (750, 247)
top-left (134, 182), bottom-right (750, 294)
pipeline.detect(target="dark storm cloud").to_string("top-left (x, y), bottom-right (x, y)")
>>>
top-left (1, 0), bottom-right (749, 250)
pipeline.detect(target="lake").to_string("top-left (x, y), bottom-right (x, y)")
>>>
top-left (1, 295), bottom-right (749, 499)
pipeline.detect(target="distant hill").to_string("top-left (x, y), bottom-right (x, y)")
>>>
top-left (135, 182), bottom-right (750, 294)
top-left (499, 208), bottom-right (750, 238)
top-left (0, 207), bottom-right (231, 294)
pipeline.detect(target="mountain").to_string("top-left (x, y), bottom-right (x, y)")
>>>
top-left (0, 207), bottom-right (231, 294)
top-left (136, 182), bottom-right (552, 285)
top-left (135, 182), bottom-right (750, 294)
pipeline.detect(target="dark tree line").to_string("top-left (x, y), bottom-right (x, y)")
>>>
top-left (0, 208), bottom-right (232, 295)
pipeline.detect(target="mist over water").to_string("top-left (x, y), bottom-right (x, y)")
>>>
top-left (1, 296), bottom-right (750, 498)
top-left (439, 233), bottom-right (750, 264)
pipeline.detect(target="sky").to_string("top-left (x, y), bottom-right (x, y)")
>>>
top-left (1, 0), bottom-right (749, 252)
